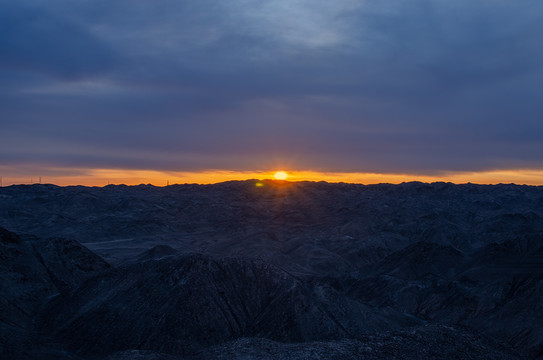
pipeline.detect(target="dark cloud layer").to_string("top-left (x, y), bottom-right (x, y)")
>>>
top-left (1, 0), bottom-right (542, 175)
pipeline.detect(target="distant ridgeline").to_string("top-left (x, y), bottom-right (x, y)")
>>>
top-left (1, 181), bottom-right (542, 359)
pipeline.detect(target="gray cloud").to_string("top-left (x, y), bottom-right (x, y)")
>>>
top-left (0, 2), bottom-right (117, 79)
top-left (1, 0), bottom-right (542, 176)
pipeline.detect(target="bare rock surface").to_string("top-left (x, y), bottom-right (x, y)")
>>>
top-left (0, 226), bottom-right (109, 359)
top-left (189, 325), bottom-right (520, 360)
top-left (104, 350), bottom-right (180, 360)
top-left (1, 181), bottom-right (541, 273)
top-left (100, 326), bottom-right (521, 360)
top-left (37, 253), bottom-right (419, 357)
top-left (1, 181), bottom-right (543, 358)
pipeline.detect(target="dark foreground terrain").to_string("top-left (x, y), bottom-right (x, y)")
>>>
top-left (1, 180), bottom-right (543, 359)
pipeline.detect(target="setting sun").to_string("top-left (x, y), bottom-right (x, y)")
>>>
top-left (274, 171), bottom-right (288, 180)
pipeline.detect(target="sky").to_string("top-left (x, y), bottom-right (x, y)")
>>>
top-left (1, 0), bottom-right (543, 185)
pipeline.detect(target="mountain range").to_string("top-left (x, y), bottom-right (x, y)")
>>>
top-left (1, 180), bottom-right (542, 359)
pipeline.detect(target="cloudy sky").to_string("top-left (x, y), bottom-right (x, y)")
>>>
top-left (1, 0), bottom-right (542, 185)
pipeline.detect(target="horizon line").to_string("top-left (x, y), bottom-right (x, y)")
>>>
top-left (1, 179), bottom-right (541, 188)
top-left (1, 168), bottom-right (543, 187)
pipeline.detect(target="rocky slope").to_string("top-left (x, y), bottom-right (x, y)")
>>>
top-left (1, 181), bottom-right (542, 359)
top-left (0, 227), bottom-right (110, 359)
top-left (1, 181), bottom-right (542, 272)
top-left (37, 252), bottom-right (419, 358)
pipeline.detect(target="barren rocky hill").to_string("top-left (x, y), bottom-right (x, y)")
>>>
top-left (1, 180), bottom-right (543, 359)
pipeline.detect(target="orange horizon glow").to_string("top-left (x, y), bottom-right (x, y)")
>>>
top-left (1, 168), bottom-right (543, 186)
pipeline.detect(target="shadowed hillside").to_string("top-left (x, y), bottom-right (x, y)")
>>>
top-left (1, 181), bottom-right (543, 359)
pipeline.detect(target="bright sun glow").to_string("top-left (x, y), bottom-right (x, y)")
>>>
top-left (274, 171), bottom-right (288, 180)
